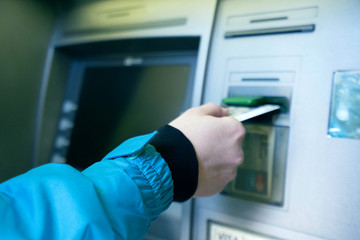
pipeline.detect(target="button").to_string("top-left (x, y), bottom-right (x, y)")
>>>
top-left (59, 118), bottom-right (74, 131)
top-left (63, 101), bottom-right (78, 113)
top-left (51, 154), bottom-right (66, 163)
top-left (55, 136), bottom-right (70, 148)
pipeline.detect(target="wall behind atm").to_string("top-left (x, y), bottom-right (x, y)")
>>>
top-left (0, 0), bottom-right (57, 182)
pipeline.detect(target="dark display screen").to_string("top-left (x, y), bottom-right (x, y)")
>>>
top-left (66, 64), bottom-right (191, 169)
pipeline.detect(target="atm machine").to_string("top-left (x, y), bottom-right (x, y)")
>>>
top-left (33, 1), bottom-right (217, 239)
top-left (199, 0), bottom-right (360, 239)
top-left (34, 0), bottom-right (360, 240)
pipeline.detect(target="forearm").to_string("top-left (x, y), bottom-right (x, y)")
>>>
top-left (149, 125), bottom-right (198, 202)
top-left (0, 128), bottom-right (198, 239)
top-left (82, 133), bottom-right (175, 238)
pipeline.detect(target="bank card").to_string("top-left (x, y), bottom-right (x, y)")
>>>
top-left (228, 104), bottom-right (280, 122)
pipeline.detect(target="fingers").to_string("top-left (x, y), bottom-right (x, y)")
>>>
top-left (171, 102), bottom-right (246, 197)
top-left (196, 103), bottom-right (229, 117)
top-left (224, 116), bottom-right (246, 141)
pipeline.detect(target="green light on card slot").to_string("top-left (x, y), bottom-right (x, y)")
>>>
top-left (222, 96), bottom-right (265, 106)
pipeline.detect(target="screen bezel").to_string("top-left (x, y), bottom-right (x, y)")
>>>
top-left (50, 53), bottom-right (197, 169)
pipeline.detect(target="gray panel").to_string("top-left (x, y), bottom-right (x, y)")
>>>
top-left (200, 0), bottom-right (360, 239)
top-left (0, 0), bottom-right (56, 182)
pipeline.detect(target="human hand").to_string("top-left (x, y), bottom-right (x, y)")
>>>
top-left (169, 103), bottom-right (245, 197)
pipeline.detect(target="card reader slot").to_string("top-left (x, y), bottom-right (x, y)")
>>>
top-left (223, 96), bottom-right (288, 123)
top-left (223, 96), bottom-right (289, 113)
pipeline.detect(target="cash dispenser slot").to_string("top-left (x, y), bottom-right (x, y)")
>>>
top-left (227, 85), bottom-right (293, 126)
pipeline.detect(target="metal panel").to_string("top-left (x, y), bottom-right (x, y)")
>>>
top-left (200, 0), bottom-right (360, 239)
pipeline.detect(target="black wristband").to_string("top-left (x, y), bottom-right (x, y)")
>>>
top-left (149, 125), bottom-right (198, 202)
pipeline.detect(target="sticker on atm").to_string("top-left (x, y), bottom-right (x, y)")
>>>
top-left (209, 222), bottom-right (280, 240)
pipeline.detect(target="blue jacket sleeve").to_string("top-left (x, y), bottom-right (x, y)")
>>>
top-left (0, 132), bottom-right (174, 240)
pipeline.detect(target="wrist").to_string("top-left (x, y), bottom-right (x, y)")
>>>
top-left (149, 125), bottom-right (198, 202)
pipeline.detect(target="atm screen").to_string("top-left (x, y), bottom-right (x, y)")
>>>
top-left (58, 55), bottom-right (196, 170)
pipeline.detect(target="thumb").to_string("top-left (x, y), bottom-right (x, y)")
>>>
top-left (197, 103), bottom-right (229, 117)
